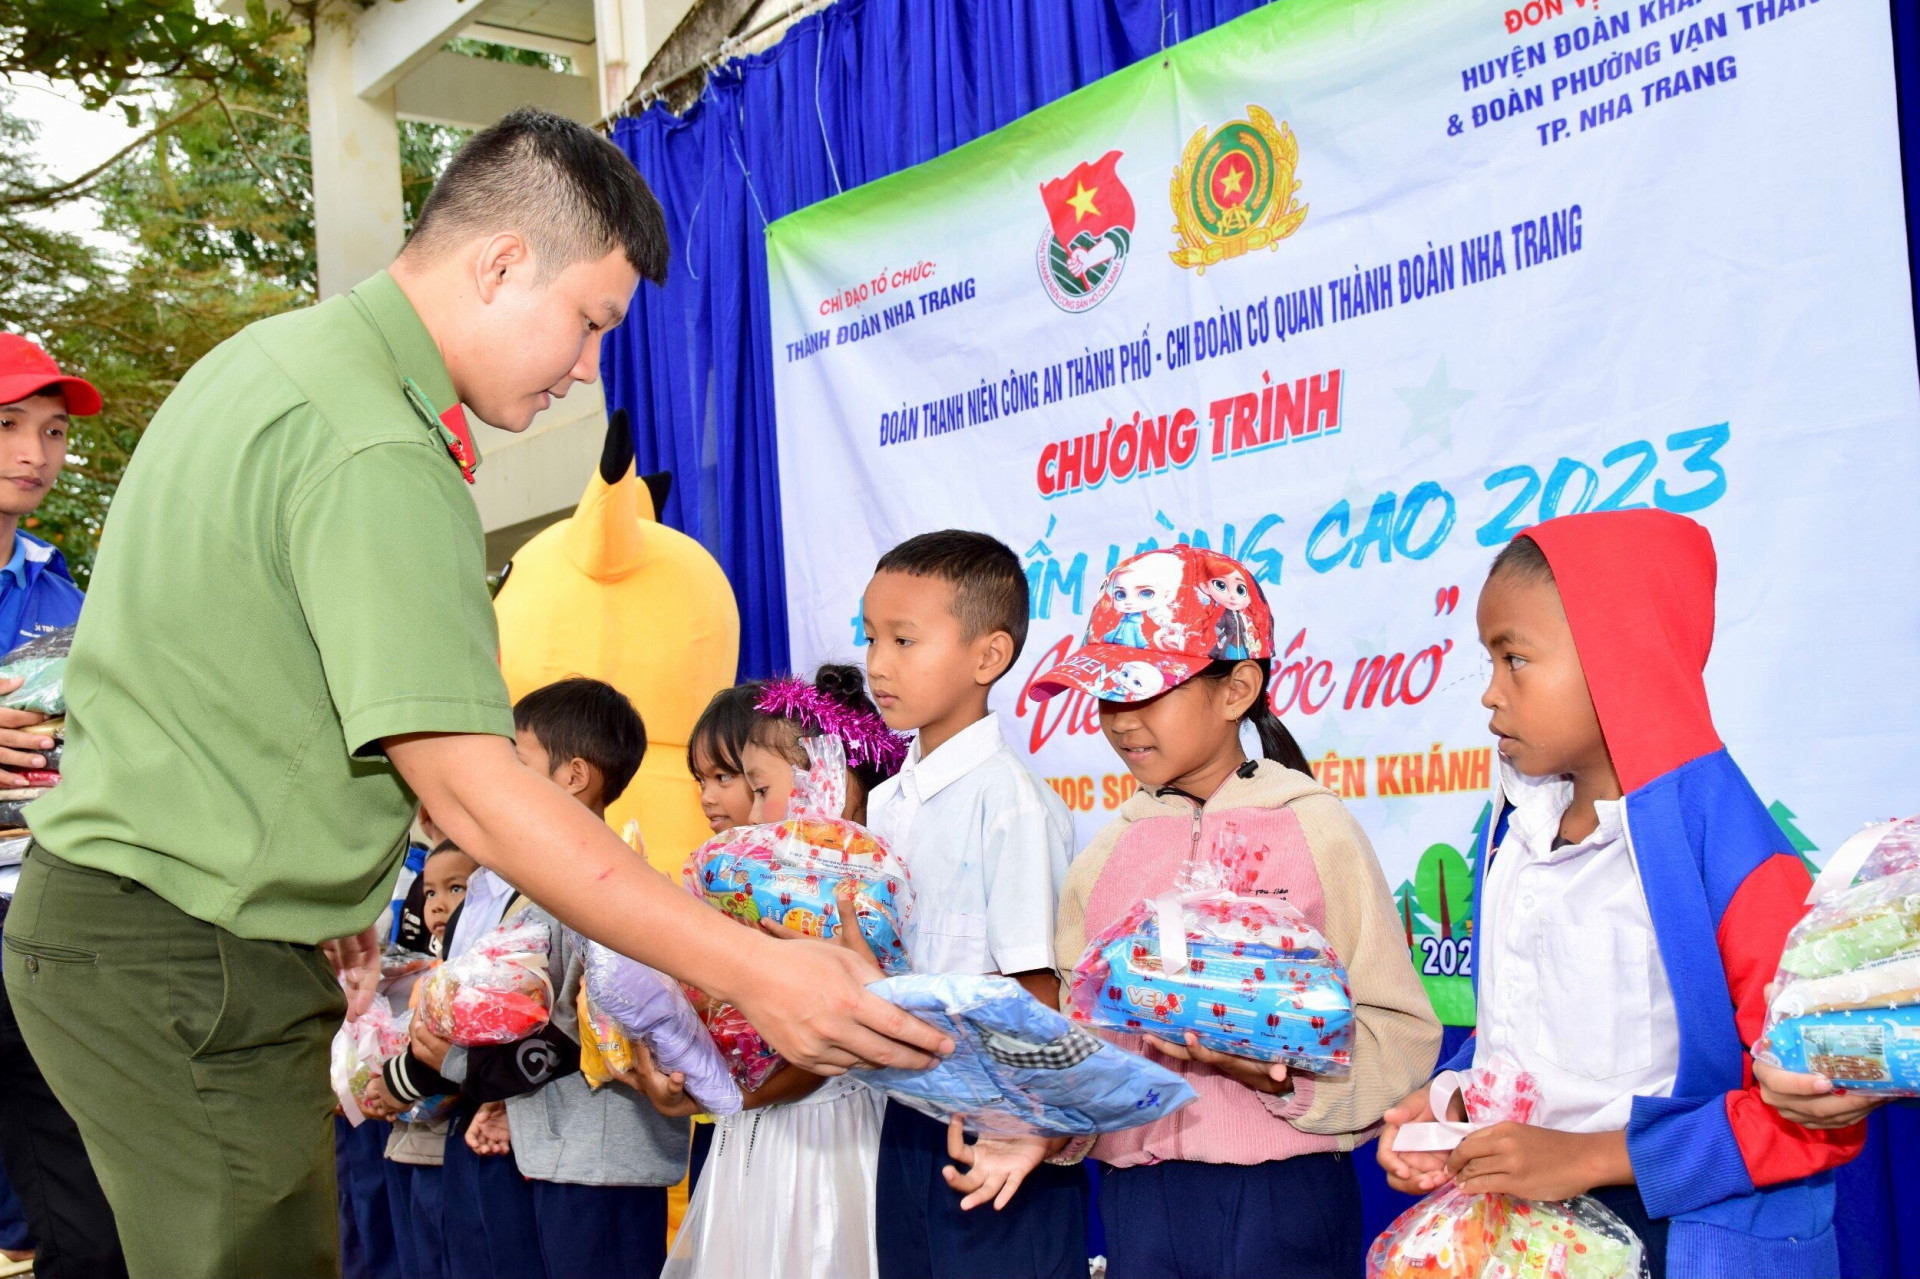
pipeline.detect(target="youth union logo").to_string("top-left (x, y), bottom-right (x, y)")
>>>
top-left (1169, 105), bottom-right (1307, 274)
top-left (1036, 149), bottom-right (1135, 313)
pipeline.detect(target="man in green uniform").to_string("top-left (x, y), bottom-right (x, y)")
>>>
top-left (2, 108), bottom-right (945, 1277)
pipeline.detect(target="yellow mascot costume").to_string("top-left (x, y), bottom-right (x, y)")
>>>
top-left (494, 410), bottom-right (740, 878)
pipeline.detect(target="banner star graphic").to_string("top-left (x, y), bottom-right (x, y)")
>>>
top-left (1067, 181), bottom-right (1100, 221)
top-left (1395, 357), bottom-right (1474, 447)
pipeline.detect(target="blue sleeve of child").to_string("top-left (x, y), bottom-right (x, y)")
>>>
top-left (1627, 1093), bottom-right (1754, 1219)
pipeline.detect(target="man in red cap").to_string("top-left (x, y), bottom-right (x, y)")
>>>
top-left (0, 335), bottom-right (124, 1278)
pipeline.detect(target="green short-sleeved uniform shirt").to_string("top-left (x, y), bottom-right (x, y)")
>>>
top-left (30, 271), bottom-right (514, 944)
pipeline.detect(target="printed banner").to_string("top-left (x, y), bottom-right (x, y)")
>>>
top-left (766, 0), bottom-right (1920, 1022)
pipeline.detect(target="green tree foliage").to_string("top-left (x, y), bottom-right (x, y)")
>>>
top-left (2, 8), bottom-right (554, 580)
top-left (0, 0), bottom-right (286, 110)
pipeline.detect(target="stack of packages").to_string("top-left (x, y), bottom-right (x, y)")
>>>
top-left (1370, 1060), bottom-right (1644, 1279)
top-left (1066, 824), bottom-right (1356, 1074)
top-left (1758, 816), bottom-right (1920, 1093)
top-left (415, 916), bottom-right (554, 1046)
top-left (678, 736), bottom-right (914, 1091)
top-left (0, 625), bottom-right (72, 834)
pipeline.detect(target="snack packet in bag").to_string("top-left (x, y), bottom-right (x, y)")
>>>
top-left (330, 1000), bottom-right (410, 1125)
top-left (1756, 866), bottom-right (1920, 1094)
top-left (860, 973), bottom-right (1196, 1138)
top-left (1372, 1059), bottom-right (1643, 1279)
top-left (0, 625), bottom-right (71, 715)
top-left (582, 940), bottom-right (744, 1114)
top-left (680, 736), bottom-right (912, 1091)
top-left (416, 917), bottom-right (553, 1046)
top-left (1067, 823), bottom-right (1354, 1072)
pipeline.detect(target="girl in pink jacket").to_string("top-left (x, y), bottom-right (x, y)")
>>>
top-left (1033, 545), bottom-right (1440, 1279)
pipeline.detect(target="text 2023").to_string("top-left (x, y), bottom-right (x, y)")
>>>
top-left (1305, 422), bottom-right (1731, 572)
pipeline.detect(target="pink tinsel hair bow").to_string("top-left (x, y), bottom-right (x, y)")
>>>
top-left (755, 677), bottom-right (910, 778)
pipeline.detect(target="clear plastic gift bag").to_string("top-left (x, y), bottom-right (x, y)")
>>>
top-left (860, 973), bottom-right (1196, 1138)
top-left (680, 736), bottom-right (914, 1091)
top-left (416, 917), bottom-right (553, 1046)
top-left (1067, 823), bottom-right (1354, 1072)
top-left (330, 1000), bottom-right (410, 1125)
top-left (1757, 865), bottom-right (1920, 1094)
top-left (1804, 816), bottom-right (1920, 904)
top-left (1368, 1185), bottom-right (1646, 1279)
top-left (1371, 1058), bottom-right (1645, 1278)
top-left (582, 939), bottom-right (744, 1114)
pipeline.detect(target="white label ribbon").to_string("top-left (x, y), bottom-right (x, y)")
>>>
top-left (1154, 892), bottom-right (1189, 975)
top-left (1391, 1070), bottom-right (1490, 1152)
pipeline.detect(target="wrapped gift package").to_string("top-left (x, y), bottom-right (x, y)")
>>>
top-left (416, 917), bottom-right (553, 1046)
top-left (1759, 866), bottom-right (1920, 1094)
top-left (582, 940), bottom-right (744, 1113)
top-left (859, 973), bottom-right (1196, 1138)
top-left (1068, 889), bottom-right (1353, 1072)
top-left (683, 818), bottom-right (913, 974)
top-left (0, 625), bottom-right (71, 715)
top-left (680, 736), bottom-right (914, 1091)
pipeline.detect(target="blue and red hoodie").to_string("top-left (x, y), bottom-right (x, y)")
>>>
top-left (1440, 509), bottom-right (1864, 1277)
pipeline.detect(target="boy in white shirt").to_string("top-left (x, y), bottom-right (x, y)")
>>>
top-left (862, 531), bottom-right (1084, 1279)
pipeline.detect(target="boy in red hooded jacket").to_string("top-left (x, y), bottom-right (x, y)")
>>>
top-left (1378, 510), bottom-right (1864, 1278)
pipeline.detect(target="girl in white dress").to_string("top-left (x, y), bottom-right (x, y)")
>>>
top-left (644, 668), bottom-right (908, 1279)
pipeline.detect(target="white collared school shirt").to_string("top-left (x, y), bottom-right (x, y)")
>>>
top-left (867, 711), bottom-right (1076, 976)
top-left (444, 865), bottom-right (519, 961)
top-left (1472, 760), bottom-right (1680, 1133)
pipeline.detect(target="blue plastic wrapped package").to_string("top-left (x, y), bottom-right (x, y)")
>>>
top-left (858, 973), bottom-right (1196, 1137)
top-left (1069, 889), bottom-right (1354, 1073)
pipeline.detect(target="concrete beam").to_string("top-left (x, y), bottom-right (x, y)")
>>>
top-left (309, 1), bottom-right (406, 297)
top-left (464, 22), bottom-right (594, 72)
top-left (394, 48), bottom-right (600, 129)
top-left (353, 0), bottom-right (496, 100)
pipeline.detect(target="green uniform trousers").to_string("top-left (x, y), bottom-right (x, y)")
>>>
top-left (3, 848), bottom-right (345, 1278)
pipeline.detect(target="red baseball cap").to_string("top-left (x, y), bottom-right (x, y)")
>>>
top-left (1030, 543), bottom-right (1276, 703)
top-left (0, 335), bottom-right (101, 416)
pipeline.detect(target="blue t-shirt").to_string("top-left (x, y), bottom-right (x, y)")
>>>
top-left (0, 531), bottom-right (83, 655)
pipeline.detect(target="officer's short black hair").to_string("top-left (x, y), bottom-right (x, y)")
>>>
top-left (874, 531), bottom-right (1030, 666)
top-left (513, 677), bottom-right (647, 804)
top-left (405, 106), bottom-right (668, 285)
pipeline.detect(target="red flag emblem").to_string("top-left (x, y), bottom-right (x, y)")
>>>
top-left (1039, 150), bottom-right (1135, 250)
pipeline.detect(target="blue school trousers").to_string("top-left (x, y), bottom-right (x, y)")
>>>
top-left (336, 1116), bottom-right (400, 1279)
top-left (442, 1107), bottom-right (544, 1279)
top-left (876, 1104), bottom-right (1088, 1279)
top-left (528, 1180), bottom-right (668, 1279)
top-left (382, 1154), bottom-right (450, 1279)
top-left (1098, 1151), bottom-right (1363, 1279)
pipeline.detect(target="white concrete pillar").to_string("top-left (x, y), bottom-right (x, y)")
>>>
top-left (308, 0), bottom-right (406, 299)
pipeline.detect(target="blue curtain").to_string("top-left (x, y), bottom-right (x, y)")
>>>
top-left (604, 1), bottom-right (1920, 1272)
top-left (603, 0), bottom-right (1271, 680)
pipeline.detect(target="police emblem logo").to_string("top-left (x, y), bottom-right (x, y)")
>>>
top-left (1169, 106), bottom-right (1308, 274)
top-left (1037, 149), bottom-right (1135, 313)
